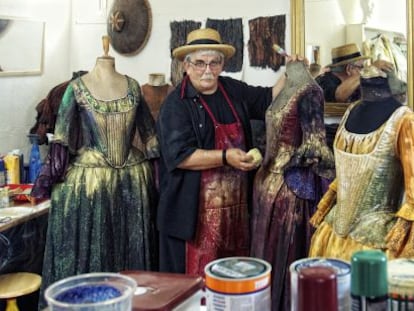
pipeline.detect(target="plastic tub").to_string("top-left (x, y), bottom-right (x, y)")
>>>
top-left (45, 272), bottom-right (137, 311)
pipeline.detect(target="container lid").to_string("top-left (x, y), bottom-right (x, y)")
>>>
top-left (388, 259), bottom-right (414, 295)
top-left (206, 257), bottom-right (269, 279)
top-left (120, 270), bottom-right (204, 311)
top-left (351, 250), bottom-right (387, 296)
top-left (298, 266), bottom-right (338, 311)
top-left (292, 257), bottom-right (351, 278)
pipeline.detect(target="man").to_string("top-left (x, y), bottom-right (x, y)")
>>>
top-left (316, 43), bottom-right (393, 103)
top-left (156, 28), bottom-right (288, 275)
top-left (316, 43), bottom-right (393, 147)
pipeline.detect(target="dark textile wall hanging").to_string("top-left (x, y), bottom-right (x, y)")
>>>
top-left (248, 15), bottom-right (286, 71)
top-left (206, 18), bottom-right (243, 72)
top-left (169, 21), bottom-right (201, 86)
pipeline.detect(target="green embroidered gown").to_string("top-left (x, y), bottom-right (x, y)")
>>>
top-left (34, 76), bottom-right (159, 308)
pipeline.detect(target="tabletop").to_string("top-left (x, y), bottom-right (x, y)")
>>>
top-left (0, 199), bottom-right (50, 233)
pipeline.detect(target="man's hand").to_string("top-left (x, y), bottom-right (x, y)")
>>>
top-left (372, 59), bottom-right (394, 72)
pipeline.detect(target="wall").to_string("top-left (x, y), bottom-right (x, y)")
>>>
top-left (0, 0), bottom-right (290, 157)
top-left (0, 0), bottom-right (71, 157)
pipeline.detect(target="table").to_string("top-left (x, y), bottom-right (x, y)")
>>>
top-left (0, 200), bottom-right (50, 233)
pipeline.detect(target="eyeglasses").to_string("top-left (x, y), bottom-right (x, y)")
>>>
top-left (188, 60), bottom-right (223, 71)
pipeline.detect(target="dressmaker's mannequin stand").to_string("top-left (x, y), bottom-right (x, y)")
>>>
top-left (81, 35), bottom-right (128, 100)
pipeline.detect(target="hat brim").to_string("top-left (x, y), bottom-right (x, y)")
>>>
top-left (172, 44), bottom-right (235, 61)
top-left (328, 55), bottom-right (370, 67)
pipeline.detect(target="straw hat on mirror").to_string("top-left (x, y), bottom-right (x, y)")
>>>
top-left (329, 43), bottom-right (370, 67)
top-left (172, 28), bottom-right (235, 61)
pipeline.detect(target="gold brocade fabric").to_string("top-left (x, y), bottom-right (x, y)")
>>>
top-left (310, 104), bottom-right (414, 260)
top-left (91, 107), bottom-right (136, 168)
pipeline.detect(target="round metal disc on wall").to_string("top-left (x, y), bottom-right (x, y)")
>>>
top-left (107, 0), bottom-right (152, 55)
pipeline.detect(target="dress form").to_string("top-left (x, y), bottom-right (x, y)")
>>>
top-left (81, 35), bottom-right (128, 100)
top-left (141, 73), bottom-right (174, 120)
top-left (345, 67), bottom-right (402, 134)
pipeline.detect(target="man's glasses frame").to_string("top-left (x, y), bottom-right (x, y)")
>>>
top-left (188, 60), bottom-right (223, 71)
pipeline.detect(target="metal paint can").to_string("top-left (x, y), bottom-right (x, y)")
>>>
top-left (290, 257), bottom-right (351, 311)
top-left (204, 256), bottom-right (271, 311)
top-left (388, 259), bottom-right (414, 311)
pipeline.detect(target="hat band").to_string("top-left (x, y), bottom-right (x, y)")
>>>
top-left (188, 39), bottom-right (221, 45)
top-left (332, 52), bottom-right (362, 64)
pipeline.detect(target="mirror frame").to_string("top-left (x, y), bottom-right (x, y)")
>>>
top-left (291, 0), bottom-right (413, 110)
top-left (0, 17), bottom-right (45, 77)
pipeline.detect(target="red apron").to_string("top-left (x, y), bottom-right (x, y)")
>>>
top-left (186, 83), bottom-right (250, 276)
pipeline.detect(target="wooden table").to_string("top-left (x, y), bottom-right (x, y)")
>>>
top-left (0, 199), bottom-right (50, 233)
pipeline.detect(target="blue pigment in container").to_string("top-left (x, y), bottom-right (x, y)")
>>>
top-left (55, 284), bottom-right (121, 304)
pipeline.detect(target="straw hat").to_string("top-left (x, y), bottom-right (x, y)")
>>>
top-left (172, 28), bottom-right (235, 61)
top-left (329, 43), bottom-right (370, 67)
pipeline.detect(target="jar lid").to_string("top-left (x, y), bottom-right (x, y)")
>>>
top-left (298, 266), bottom-right (338, 311)
top-left (351, 250), bottom-right (387, 296)
top-left (388, 259), bottom-right (414, 295)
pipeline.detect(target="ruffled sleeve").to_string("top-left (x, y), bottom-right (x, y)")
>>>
top-left (284, 84), bottom-right (335, 199)
top-left (30, 143), bottom-right (70, 199)
top-left (309, 179), bottom-right (337, 228)
top-left (386, 112), bottom-right (414, 257)
top-left (52, 83), bottom-right (83, 152)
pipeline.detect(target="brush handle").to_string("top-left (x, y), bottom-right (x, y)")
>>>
top-left (272, 44), bottom-right (289, 57)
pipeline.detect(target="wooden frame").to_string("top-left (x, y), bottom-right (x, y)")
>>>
top-left (0, 17), bottom-right (45, 77)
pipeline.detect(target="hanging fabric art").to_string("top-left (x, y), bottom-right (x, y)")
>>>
top-left (248, 15), bottom-right (286, 71)
top-left (206, 18), bottom-right (243, 72)
top-left (169, 21), bottom-right (201, 86)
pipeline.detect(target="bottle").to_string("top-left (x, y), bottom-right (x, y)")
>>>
top-left (11, 149), bottom-right (24, 183)
top-left (0, 158), bottom-right (6, 187)
top-left (4, 153), bottom-right (20, 184)
top-left (28, 134), bottom-right (42, 183)
top-left (351, 250), bottom-right (388, 311)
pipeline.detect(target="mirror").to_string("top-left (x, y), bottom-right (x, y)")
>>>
top-left (0, 17), bottom-right (45, 76)
top-left (290, 0), bottom-right (413, 110)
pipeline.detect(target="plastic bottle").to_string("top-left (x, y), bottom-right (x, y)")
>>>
top-left (28, 134), bottom-right (42, 183)
top-left (0, 158), bottom-right (6, 187)
top-left (11, 149), bottom-right (24, 183)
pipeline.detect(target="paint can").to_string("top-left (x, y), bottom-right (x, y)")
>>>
top-left (290, 257), bottom-right (351, 311)
top-left (204, 256), bottom-right (271, 311)
top-left (388, 258), bottom-right (414, 311)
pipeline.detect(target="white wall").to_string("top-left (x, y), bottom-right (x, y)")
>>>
top-left (0, 0), bottom-right (290, 158)
top-left (0, 0), bottom-right (71, 158)
top-left (69, 0), bottom-right (290, 85)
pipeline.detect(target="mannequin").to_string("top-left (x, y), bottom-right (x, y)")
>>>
top-left (32, 35), bottom-right (159, 309)
top-left (250, 60), bottom-right (334, 311)
top-left (345, 67), bottom-right (402, 133)
top-left (141, 73), bottom-right (174, 120)
top-left (309, 65), bottom-right (414, 261)
top-left (81, 36), bottom-right (127, 100)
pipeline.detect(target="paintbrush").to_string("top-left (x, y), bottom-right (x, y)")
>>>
top-left (272, 44), bottom-right (290, 57)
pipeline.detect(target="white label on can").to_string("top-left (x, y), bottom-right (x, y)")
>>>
top-left (206, 287), bottom-right (271, 311)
